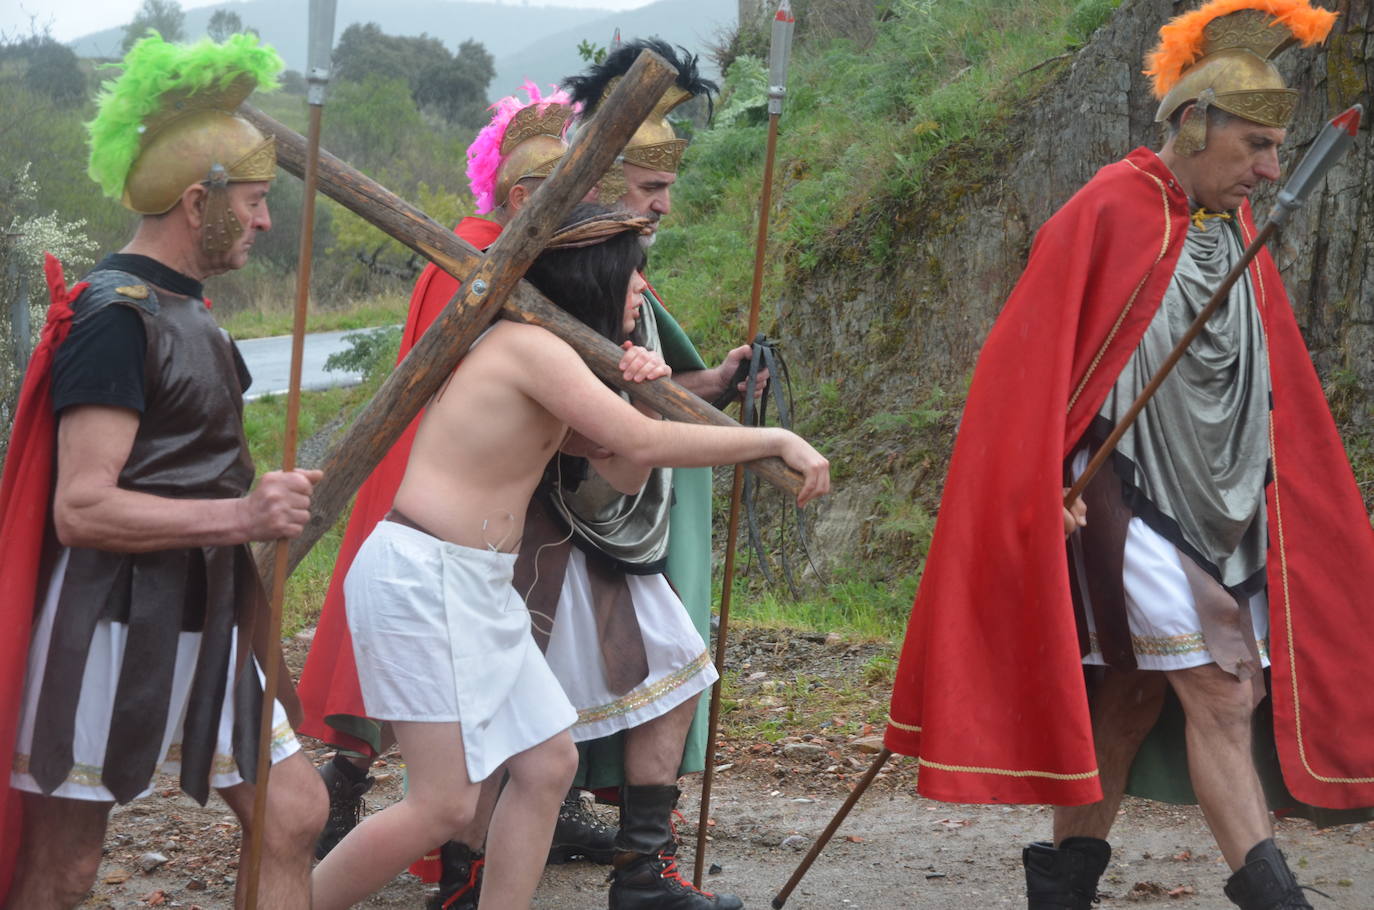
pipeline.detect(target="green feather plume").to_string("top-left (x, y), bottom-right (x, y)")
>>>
top-left (87, 32), bottom-right (284, 199)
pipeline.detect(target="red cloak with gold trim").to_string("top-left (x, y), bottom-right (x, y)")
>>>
top-left (884, 147), bottom-right (1374, 808)
top-left (295, 217), bottom-right (503, 752)
top-left (0, 258), bottom-right (92, 898)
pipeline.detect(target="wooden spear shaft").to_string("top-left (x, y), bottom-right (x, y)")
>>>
top-left (242, 97), bottom-right (324, 910)
top-left (696, 0), bottom-right (795, 883)
top-left (694, 105), bottom-right (782, 887)
top-left (771, 748), bottom-right (892, 908)
top-left (237, 100), bottom-right (804, 585)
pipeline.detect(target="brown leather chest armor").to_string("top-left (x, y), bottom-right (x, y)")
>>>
top-left (26, 268), bottom-right (269, 805)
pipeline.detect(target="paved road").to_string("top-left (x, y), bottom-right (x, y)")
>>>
top-left (235, 328), bottom-right (369, 400)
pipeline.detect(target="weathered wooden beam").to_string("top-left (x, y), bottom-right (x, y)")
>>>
top-left (240, 60), bottom-right (803, 581)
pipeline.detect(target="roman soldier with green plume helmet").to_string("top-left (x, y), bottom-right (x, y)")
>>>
top-left (87, 31), bottom-right (283, 252)
top-left (0, 32), bottom-right (325, 908)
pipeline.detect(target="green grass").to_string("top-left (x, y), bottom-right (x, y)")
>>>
top-left (723, 569), bottom-right (919, 641)
top-left (718, 666), bottom-right (895, 743)
top-left (242, 381), bottom-right (377, 635)
top-left (218, 292), bottom-right (409, 339)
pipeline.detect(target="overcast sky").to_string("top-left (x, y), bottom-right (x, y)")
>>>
top-left (3, 0), bottom-right (656, 44)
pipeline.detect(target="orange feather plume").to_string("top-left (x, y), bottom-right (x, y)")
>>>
top-left (1145, 0), bottom-right (1337, 99)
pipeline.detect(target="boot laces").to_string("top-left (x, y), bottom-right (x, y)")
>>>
top-left (559, 791), bottom-right (614, 831)
top-left (656, 850), bottom-right (716, 898)
top-left (325, 776), bottom-right (370, 831)
top-left (1296, 883), bottom-right (1332, 905)
top-left (438, 857), bottom-right (485, 910)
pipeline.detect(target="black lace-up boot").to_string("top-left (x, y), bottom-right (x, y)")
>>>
top-left (1024, 837), bottom-right (1111, 909)
top-left (548, 788), bottom-right (619, 864)
top-left (314, 754), bottom-right (375, 860)
top-left (1223, 839), bottom-right (1317, 909)
top-left (607, 784), bottom-right (744, 910)
top-left (425, 841), bottom-right (485, 910)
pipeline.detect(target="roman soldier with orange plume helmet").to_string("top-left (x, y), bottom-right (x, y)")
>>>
top-left (1145, 0), bottom-right (1337, 154)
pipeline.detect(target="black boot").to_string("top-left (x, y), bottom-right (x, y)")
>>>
top-left (1223, 839), bottom-right (1316, 909)
top-left (315, 754), bottom-right (375, 860)
top-left (1024, 837), bottom-right (1111, 909)
top-left (607, 785), bottom-right (744, 910)
top-left (548, 789), bottom-right (618, 864)
top-left (425, 841), bottom-right (485, 910)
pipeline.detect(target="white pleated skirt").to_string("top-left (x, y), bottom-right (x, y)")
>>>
top-left (345, 520), bottom-right (577, 782)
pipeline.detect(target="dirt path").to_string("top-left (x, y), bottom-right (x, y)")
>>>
top-left (85, 769), bottom-right (1374, 908)
top-left (87, 628), bottom-right (1374, 908)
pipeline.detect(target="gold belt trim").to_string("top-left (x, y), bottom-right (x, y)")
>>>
top-left (886, 716), bottom-right (1098, 781)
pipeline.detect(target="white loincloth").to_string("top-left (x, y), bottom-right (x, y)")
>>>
top-left (10, 549), bottom-right (298, 802)
top-left (541, 549), bottom-right (717, 743)
top-left (1071, 451), bottom-right (1270, 672)
top-left (345, 520), bottom-right (576, 782)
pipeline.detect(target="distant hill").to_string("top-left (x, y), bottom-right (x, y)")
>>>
top-left (69, 0), bottom-right (606, 65)
top-left (491, 0), bottom-right (735, 93)
top-left (67, 0), bottom-right (737, 98)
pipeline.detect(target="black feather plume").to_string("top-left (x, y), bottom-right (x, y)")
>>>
top-left (564, 37), bottom-right (718, 121)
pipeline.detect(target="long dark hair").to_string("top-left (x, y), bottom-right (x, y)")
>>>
top-left (524, 203), bottom-right (646, 344)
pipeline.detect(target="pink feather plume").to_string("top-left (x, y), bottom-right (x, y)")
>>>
top-left (466, 80), bottom-right (575, 214)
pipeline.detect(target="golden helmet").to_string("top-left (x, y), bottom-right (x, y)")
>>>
top-left (467, 83), bottom-right (574, 214)
top-left (121, 78), bottom-right (276, 215)
top-left (1145, 0), bottom-right (1337, 153)
top-left (89, 35), bottom-right (282, 216)
top-left (564, 38), bottom-right (718, 203)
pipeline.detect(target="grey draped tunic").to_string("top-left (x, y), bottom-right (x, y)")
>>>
top-left (1094, 214), bottom-right (1271, 595)
top-left (551, 299), bottom-right (674, 572)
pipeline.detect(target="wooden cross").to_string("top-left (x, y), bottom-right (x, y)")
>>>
top-left (239, 49), bottom-right (804, 583)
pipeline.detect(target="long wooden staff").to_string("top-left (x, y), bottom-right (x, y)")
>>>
top-left (242, 2), bottom-right (337, 907)
top-left (236, 88), bottom-right (806, 586)
top-left (695, 0), bottom-right (796, 887)
top-left (771, 102), bottom-right (1364, 910)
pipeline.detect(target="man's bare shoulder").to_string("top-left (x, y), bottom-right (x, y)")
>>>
top-left (476, 320), bottom-right (582, 367)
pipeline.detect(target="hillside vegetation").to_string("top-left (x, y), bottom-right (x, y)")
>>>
top-left (655, 0), bottom-right (1132, 619)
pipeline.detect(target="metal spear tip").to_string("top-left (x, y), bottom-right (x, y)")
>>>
top-left (305, 0), bottom-right (339, 104)
top-left (768, 0), bottom-right (797, 110)
top-left (1269, 103), bottom-right (1362, 225)
top-left (1331, 103), bottom-right (1362, 137)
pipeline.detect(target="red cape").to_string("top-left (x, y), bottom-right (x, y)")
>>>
top-left (296, 217), bottom-right (503, 753)
top-left (885, 148), bottom-right (1374, 808)
top-left (0, 256), bottom-right (88, 898)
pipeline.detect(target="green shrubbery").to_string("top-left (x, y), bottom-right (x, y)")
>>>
top-left (653, 0), bottom-right (1095, 359)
